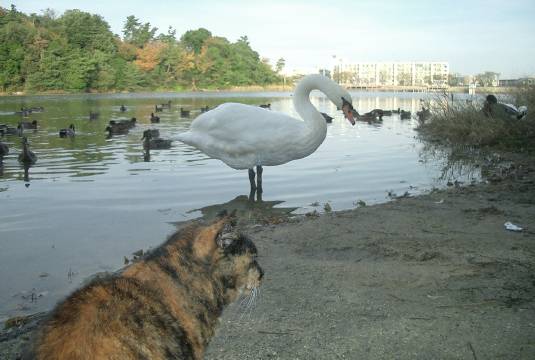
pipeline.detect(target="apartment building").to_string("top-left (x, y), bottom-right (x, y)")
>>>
top-left (333, 61), bottom-right (449, 88)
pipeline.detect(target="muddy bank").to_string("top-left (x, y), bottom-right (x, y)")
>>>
top-left (2, 158), bottom-right (535, 359)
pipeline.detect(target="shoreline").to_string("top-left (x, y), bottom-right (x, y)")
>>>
top-left (1, 155), bottom-right (534, 359)
top-left (0, 86), bottom-right (519, 98)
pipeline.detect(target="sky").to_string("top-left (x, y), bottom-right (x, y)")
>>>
top-left (6, 0), bottom-right (535, 78)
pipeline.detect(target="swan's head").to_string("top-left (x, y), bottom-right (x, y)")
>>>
top-left (329, 82), bottom-right (355, 125)
top-left (340, 96), bottom-right (355, 126)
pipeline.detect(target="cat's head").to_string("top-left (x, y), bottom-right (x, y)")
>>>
top-left (193, 213), bottom-right (263, 302)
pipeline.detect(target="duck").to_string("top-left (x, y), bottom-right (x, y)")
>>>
top-left (145, 128), bottom-right (160, 139)
top-left (180, 108), bottom-right (190, 117)
top-left (259, 103), bottom-right (271, 109)
top-left (59, 124), bottom-right (75, 138)
top-left (352, 109), bottom-right (383, 122)
top-left (400, 110), bottom-right (411, 120)
top-left (4, 124), bottom-right (23, 136)
top-left (110, 118), bottom-right (136, 129)
top-left (18, 137), bottom-right (37, 164)
top-left (19, 120), bottom-right (38, 129)
top-left (89, 111), bottom-right (99, 120)
top-left (150, 113), bottom-right (160, 123)
top-left (174, 74), bottom-right (355, 192)
top-left (142, 130), bottom-right (172, 150)
top-left (0, 141), bottom-right (9, 162)
top-left (120, 105), bottom-right (127, 112)
top-left (105, 124), bottom-right (129, 137)
top-left (200, 105), bottom-right (210, 113)
top-left (14, 108), bottom-right (31, 116)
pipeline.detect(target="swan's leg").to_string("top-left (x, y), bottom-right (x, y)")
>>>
top-left (248, 168), bottom-right (256, 191)
top-left (256, 166), bottom-right (263, 191)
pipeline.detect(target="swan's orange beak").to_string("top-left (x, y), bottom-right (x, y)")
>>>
top-left (342, 103), bottom-right (355, 126)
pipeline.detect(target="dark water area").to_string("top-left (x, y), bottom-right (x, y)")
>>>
top-left (0, 90), bottom-right (478, 320)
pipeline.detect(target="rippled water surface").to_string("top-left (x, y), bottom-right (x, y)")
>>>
top-left (0, 91), bottom-right (477, 319)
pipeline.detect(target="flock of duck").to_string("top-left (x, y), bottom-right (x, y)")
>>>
top-left (0, 97), bottom-right (422, 171)
top-left (0, 101), bottom-right (211, 167)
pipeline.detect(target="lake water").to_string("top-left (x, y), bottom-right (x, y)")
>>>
top-left (0, 90), bottom-right (477, 320)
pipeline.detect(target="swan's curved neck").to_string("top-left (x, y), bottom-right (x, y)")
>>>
top-left (294, 76), bottom-right (327, 127)
top-left (292, 76), bottom-right (330, 150)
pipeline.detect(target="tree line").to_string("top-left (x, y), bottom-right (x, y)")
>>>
top-left (0, 5), bottom-right (285, 93)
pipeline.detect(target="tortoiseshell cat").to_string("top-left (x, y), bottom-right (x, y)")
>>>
top-left (25, 214), bottom-right (263, 359)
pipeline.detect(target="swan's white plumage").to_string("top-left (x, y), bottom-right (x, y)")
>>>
top-left (175, 74), bottom-right (352, 170)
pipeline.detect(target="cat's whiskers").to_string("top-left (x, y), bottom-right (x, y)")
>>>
top-left (238, 287), bottom-right (260, 320)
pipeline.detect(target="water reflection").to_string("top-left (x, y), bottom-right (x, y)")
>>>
top-left (184, 194), bottom-right (298, 224)
top-left (417, 140), bottom-right (485, 184)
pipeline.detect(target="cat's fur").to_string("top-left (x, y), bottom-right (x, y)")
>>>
top-left (26, 215), bottom-right (263, 359)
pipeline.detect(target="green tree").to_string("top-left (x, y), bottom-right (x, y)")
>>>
top-left (26, 39), bottom-right (68, 90)
top-left (59, 10), bottom-right (116, 52)
top-left (180, 28), bottom-right (211, 54)
top-left (122, 15), bottom-right (157, 48)
top-left (156, 26), bottom-right (176, 43)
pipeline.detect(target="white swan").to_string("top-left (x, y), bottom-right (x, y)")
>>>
top-left (175, 74), bottom-right (355, 191)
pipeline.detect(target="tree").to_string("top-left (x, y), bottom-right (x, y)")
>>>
top-left (134, 41), bottom-right (166, 71)
top-left (0, 6), bottom-right (280, 92)
top-left (475, 71), bottom-right (500, 87)
top-left (180, 28), bottom-right (211, 54)
top-left (448, 72), bottom-right (463, 86)
top-left (275, 58), bottom-right (285, 73)
top-left (156, 26), bottom-right (176, 43)
top-left (122, 15), bottom-right (157, 48)
top-left (59, 10), bottom-right (116, 52)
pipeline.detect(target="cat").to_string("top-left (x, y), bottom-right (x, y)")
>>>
top-left (25, 214), bottom-right (263, 359)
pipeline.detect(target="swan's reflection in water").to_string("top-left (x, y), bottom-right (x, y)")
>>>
top-left (177, 194), bottom-right (298, 225)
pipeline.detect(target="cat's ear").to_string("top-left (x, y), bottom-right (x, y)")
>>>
top-left (217, 209), bottom-right (238, 226)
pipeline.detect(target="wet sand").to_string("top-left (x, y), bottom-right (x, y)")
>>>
top-left (2, 157), bottom-right (535, 359)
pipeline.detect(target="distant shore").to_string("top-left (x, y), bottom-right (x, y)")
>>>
top-left (0, 86), bottom-right (518, 97)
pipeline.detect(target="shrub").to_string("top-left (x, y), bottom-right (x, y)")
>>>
top-left (417, 87), bottom-right (535, 151)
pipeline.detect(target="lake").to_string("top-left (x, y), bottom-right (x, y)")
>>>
top-left (0, 90), bottom-right (478, 320)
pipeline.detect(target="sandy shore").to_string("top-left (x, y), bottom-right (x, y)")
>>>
top-left (2, 158), bottom-right (534, 359)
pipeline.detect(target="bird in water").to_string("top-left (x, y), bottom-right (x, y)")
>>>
top-left (150, 113), bottom-right (160, 123)
top-left (19, 120), bottom-right (38, 129)
top-left (0, 141), bottom-right (9, 164)
top-left (18, 136), bottom-right (37, 164)
top-left (174, 74), bottom-right (355, 193)
top-left (142, 129), bottom-right (171, 161)
top-left (59, 124), bottom-right (75, 138)
top-left (142, 130), bottom-right (172, 150)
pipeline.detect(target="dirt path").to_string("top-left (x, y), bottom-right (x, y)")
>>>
top-left (2, 160), bottom-right (535, 359)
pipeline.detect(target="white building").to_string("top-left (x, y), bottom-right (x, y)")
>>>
top-left (333, 61), bottom-right (449, 88)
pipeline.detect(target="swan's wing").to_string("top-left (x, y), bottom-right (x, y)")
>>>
top-left (189, 103), bottom-right (305, 145)
top-left (176, 103), bottom-right (311, 169)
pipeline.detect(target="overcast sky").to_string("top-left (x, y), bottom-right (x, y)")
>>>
top-left (8, 0), bottom-right (535, 78)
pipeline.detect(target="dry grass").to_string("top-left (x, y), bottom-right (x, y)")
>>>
top-left (417, 86), bottom-right (535, 151)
